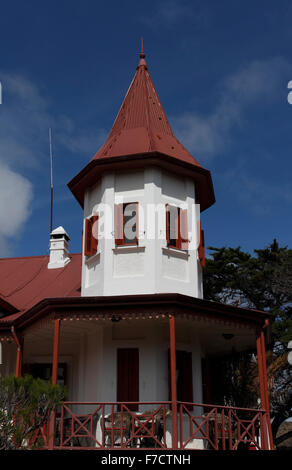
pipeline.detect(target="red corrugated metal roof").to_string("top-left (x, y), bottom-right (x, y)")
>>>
top-left (93, 50), bottom-right (203, 167)
top-left (0, 253), bottom-right (81, 322)
top-left (68, 48), bottom-right (215, 212)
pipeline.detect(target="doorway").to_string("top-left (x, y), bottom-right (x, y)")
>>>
top-left (117, 348), bottom-right (139, 410)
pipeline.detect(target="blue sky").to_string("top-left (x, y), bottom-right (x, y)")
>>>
top-left (0, 0), bottom-right (291, 258)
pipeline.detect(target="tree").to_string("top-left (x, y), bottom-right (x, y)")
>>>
top-left (203, 240), bottom-right (292, 447)
top-left (0, 375), bottom-right (65, 450)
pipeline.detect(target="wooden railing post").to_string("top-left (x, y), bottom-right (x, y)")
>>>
top-left (169, 315), bottom-right (178, 449)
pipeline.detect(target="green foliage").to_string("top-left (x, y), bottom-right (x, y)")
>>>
top-left (0, 374), bottom-right (65, 450)
top-left (204, 239), bottom-right (292, 349)
top-left (203, 240), bottom-right (292, 443)
top-left (221, 354), bottom-right (259, 409)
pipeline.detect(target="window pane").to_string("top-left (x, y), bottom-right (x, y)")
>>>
top-left (123, 203), bottom-right (137, 244)
top-left (168, 206), bottom-right (179, 247)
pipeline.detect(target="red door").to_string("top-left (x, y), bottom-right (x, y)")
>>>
top-left (117, 348), bottom-right (139, 410)
top-left (168, 350), bottom-right (193, 410)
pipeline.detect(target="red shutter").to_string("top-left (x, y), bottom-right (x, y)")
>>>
top-left (198, 223), bottom-right (205, 267)
top-left (91, 214), bottom-right (98, 254)
top-left (180, 209), bottom-right (188, 250)
top-left (135, 202), bottom-right (139, 245)
top-left (84, 215), bottom-right (98, 257)
top-left (114, 204), bottom-right (124, 245)
top-left (84, 218), bottom-right (92, 257)
top-left (166, 204), bottom-right (170, 246)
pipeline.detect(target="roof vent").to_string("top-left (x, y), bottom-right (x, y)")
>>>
top-left (48, 226), bottom-right (70, 269)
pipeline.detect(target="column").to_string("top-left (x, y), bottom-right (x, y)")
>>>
top-left (169, 314), bottom-right (178, 449)
top-left (256, 326), bottom-right (274, 450)
top-left (48, 318), bottom-right (61, 450)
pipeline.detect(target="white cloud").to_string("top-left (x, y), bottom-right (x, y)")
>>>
top-left (155, 1), bottom-right (193, 25)
top-left (219, 162), bottom-right (292, 216)
top-left (141, 0), bottom-right (204, 28)
top-left (55, 116), bottom-right (107, 155)
top-left (0, 73), bottom-right (42, 255)
top-left (0, 71), bottom-right (106, 256)
top-left (172, 57), bottom-right (292, 160)
top-left (0, 164), bottom-right (33, 256)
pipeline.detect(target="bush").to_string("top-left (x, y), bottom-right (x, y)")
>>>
top-left (0, 375), bottom-right (65, 450)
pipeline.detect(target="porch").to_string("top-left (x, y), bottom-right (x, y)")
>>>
top-left (0, 294), bottom-right (274, 450)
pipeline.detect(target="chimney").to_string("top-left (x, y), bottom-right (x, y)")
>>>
top-left (48, 226), bottom-right (70, 269)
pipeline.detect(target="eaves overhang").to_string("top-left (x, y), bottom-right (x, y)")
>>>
top-left (68, 152), bottom-right (215, 212)
top-left (0, 293), bottom-right (270, 335)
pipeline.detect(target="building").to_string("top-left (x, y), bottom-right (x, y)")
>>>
top-left (0, 46), bottom-right (273, 450)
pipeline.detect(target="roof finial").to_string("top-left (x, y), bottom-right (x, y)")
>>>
top-left (137, 37), bottom-right (147, 69)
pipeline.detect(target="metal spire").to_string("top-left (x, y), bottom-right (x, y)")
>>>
top-left (49, 128), bottom-right (54, 234)
top-left (140, 37), bottom-right (145, 57)
top-left (137, 37), bottom-right (147, 69)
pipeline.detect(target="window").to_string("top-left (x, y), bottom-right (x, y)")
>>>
top-left (166, 204), bottom-right (188, 250)
top-left (24, 363), bottom-right (67, 388)
top-left (84, 213), bottom-right (98, 257)
top-left (115, 202), bottom-right (138, 246)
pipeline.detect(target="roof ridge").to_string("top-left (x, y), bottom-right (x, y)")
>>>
top-left (0, 252), bottom-right (81, 261)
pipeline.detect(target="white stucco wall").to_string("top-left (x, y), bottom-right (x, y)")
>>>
top-left (81, 167), bottom-right (203, 298)
top-left (90, 321), bottom-right (203, 405)
top-left (10, 321), bottom-right (202, 406)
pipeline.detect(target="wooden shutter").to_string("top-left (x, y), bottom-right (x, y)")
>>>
top-left (84, 218), bottom-right (92, 257)
top-left (84, 215), bottom-right (98, 257)
top-left (180, 209), bottom-right (189, 250)
top-left (114, 204), bottom-right (124, 245)
top-left (135, 202), bottom-right (139, 245)
top-left (117, 348), bottom-right (139, 411)
top-left (198, 222), bottom-right (205, 267)
top-left (91, 214), bottom-right (99, 254)
top-left (165, 204), bottom-right (170, 246)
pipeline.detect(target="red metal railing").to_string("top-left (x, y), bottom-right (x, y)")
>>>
top-left (178, 402), bottom-right (269, 450)
top-left (54, 402), bottom-right (171, 450)
top-left (40, 401), bottom-right (270, 450)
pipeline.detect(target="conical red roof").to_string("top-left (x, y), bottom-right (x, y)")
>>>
top-left (92, 49), bottom-right (202, 168)
top-left (68, 46), bottom-right (215, 211)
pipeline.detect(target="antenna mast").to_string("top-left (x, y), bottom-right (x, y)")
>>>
top-left (49, 128), bottom-right (54, 234)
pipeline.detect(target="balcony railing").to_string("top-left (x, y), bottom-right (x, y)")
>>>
top-left (35, 401), bottom-right (270, 450)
